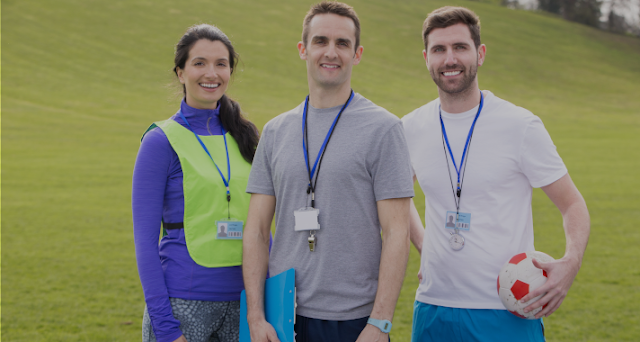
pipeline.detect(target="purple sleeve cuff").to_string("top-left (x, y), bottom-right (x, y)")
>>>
top-left (159, 331), bottom-right (185, 342)
top-left (161, 331), bottom-right (185, 342)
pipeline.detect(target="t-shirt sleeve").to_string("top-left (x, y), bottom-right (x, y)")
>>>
top-left (246, 124), bottom-right (275, 196)
top-left (369, 121), bottom-right (415, 201)
top-left (518, 116), bottom-right (568, 188)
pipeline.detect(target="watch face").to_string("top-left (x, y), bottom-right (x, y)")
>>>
top-left (368, 318), bottom-right (392, 333)
top-left (449, 233), bottom-right (465, 251)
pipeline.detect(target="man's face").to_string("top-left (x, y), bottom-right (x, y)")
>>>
top-left (298, 13), bottom-right (363, 90)
top-left (424, 23), bottom-right (485, 95)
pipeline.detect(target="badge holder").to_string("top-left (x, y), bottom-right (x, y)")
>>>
top-left (445, 211), bottom-right (471, 251)
top-left (294, 207), bottom-right (320, 251)
top-left (216, 219), bottom-right (244, 240)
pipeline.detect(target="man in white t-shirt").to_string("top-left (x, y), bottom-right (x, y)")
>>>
top-left (402, 6), bottom-right (590, 342)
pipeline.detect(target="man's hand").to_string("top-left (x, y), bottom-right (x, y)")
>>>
top-left (520, 255), bottom-right (581, 318)
top-left (248, 318), bottom-right (281, 342)
top-left (355, 324), bottom-right (388, 342)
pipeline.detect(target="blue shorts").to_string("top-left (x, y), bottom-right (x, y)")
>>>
top-left (411, 301), bottom-right (545, 342)
top-left (295, 315), bottom-right (390, 342)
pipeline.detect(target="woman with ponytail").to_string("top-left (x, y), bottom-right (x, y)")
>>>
top-left (132, 24), bottom-right (259, 342)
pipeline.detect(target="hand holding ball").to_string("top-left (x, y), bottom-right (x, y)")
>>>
top-left (497, 251), bottom-right (555, 319)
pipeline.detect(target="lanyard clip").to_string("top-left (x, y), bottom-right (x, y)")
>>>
top-left (226, 187), bottom-right (230, 202)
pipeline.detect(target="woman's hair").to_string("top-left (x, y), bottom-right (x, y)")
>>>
top-left (174, 24), bottom-right (259, 163)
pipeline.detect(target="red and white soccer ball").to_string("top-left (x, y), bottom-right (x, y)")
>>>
top-left (497, 251), bottom-right (555, 319)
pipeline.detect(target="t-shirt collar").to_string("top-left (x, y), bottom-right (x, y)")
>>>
top-left (439, 90), bottom-right (489, 120)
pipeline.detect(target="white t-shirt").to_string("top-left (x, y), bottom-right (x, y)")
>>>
top-left (402, 90), bottom-right (567, 309)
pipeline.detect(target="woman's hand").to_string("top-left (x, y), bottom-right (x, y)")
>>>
top-left (173, 335), bottom-right (188, 342)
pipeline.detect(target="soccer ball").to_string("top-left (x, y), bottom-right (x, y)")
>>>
top-left (497, 251), bottom-right (554, 319)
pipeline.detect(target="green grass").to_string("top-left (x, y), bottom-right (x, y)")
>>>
top-left (2, 0), bottom-right (640, 341)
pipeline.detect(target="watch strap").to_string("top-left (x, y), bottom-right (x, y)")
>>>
top-left (367, 317), bottom-right (392, 333)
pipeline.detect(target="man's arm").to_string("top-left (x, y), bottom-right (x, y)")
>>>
top-left (409, 199), bottom-right (424, 255)
top-left (242, 193), bottom-right (280, 342)
top-left (409, 177), bottom-right (424, 255)
top-left (409, 198), bottom-right (425, 283)
top-left (522, 173), bottom-right (590, 318)
top-left (356, 197), bottom-right (411, 341)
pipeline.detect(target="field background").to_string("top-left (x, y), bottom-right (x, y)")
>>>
top-left (2, 0), bottom-right (640, 341)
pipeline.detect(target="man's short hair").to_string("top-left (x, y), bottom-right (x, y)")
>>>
top-left (302, 1), bottom-right (361, 51)
top-left (422, 6), bottom-right (481, 51)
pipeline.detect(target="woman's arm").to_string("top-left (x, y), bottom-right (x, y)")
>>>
top-left (132, 128), bottom-right (184, 342)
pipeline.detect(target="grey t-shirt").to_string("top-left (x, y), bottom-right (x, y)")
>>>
top-left (247, 93), bottom-right (414, 320)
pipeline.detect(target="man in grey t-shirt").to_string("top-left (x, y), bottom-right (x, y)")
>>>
top-left (242, 2), bottom-right (414, 342)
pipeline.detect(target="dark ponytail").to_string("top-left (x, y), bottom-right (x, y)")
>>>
top-left (174, 24), bottom-right (259, 163)
top-left (219, 94), bottom-right (259, 163)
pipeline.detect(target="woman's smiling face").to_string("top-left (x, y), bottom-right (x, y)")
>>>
top-left (176, 39), bottom-right (231, 109)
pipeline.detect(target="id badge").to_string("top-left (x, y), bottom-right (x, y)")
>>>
top-left (444, 211), bottom-right (471, 231)
top-left (216, 219), bottom-right (244, 239)
top-left (294, 207), bottom-right (320, 231)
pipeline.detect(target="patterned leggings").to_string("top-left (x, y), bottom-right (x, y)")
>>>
top-left (143, 298), bottom-right (240, 342)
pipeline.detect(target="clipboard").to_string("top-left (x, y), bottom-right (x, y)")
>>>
top-left (240, 268), bottom-right (295, 342)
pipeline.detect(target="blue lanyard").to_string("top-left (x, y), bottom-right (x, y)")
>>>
top-left (179, 110), bottom-right (231, 201)
top-left (439, 92), bottom-right (484, 198)
top-left (302, 90), bottom-right (354, 207)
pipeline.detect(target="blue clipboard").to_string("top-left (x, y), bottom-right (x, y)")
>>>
top-left (240, 268), bottom-right (295, 342)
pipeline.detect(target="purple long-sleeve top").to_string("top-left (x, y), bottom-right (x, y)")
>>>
top-left (132, 100), bottom-right (244, 342)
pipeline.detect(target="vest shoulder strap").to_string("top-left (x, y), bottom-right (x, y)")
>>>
top-left (140, 120), bottom-right (171, 142)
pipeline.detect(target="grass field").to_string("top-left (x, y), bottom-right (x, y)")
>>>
top-left (2, 0), bottom-right (640, 341)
